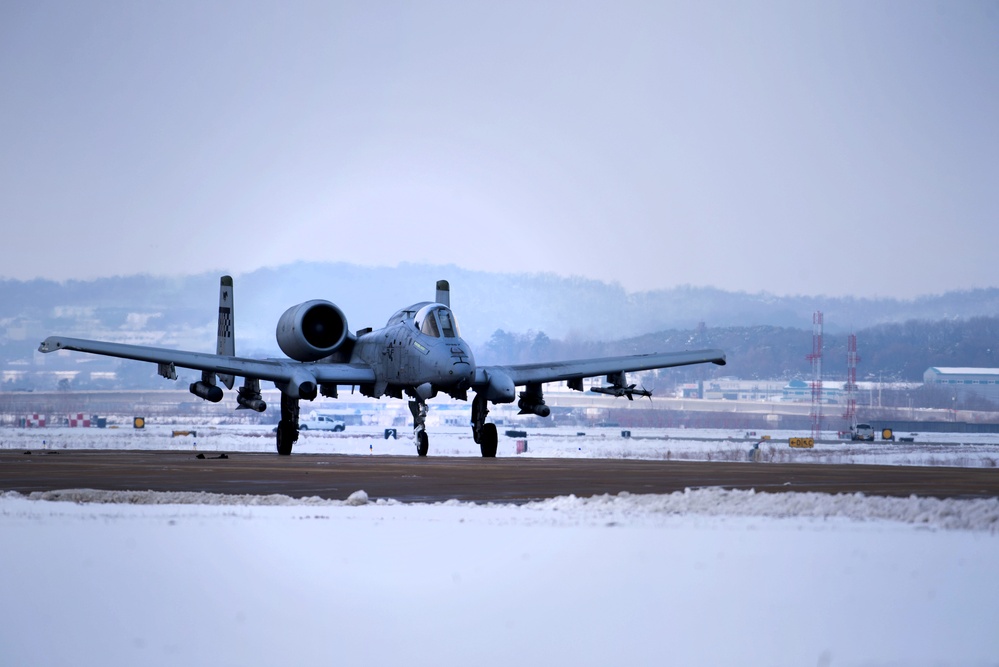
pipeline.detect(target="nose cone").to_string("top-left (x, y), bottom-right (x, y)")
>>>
top-left (447, 340), bottom-right (475, 388)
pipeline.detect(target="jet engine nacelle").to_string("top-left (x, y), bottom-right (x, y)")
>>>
top-left (276, 300), bottom-right (352, 362)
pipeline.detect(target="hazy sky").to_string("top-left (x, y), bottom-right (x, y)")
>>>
top-left (2, 1), bottom-right (997, 298)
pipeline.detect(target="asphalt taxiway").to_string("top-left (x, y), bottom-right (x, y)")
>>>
top-left (3, 450), bottom-right (999, 502)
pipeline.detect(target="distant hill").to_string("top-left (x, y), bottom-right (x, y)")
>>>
top-left (4, 261), bottom-right (999, 354)
top-left (3, 263), bottom-right (999, 393)
top-left (473, 315), bottom-right (999, 384)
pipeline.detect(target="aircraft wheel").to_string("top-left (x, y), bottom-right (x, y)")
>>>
top-left (479, 423), bottom-right (498, 458)
top-left (416, 431), bottom-right (429, 457)
top-left (276, 422), bottom-right (295, 456)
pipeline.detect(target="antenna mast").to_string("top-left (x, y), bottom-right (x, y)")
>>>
top-left (807, 311), bottom-right (824, 440)
top-left (843, 333), bottom-right (859, 431)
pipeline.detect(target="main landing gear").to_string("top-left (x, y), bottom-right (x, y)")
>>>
top-left (277, 392), bottom-right (499, 458)
top-left (409, 400), bottom-right (430, 457)
top-left (276, 393), bottom-right (299, 456)
top-left (472, 393), bottom-right (498, 457)
top-left (408, 393), bottom-right (498, 458)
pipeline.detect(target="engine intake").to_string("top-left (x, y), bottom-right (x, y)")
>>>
top-left (276, 300), bottom-right (351, 362)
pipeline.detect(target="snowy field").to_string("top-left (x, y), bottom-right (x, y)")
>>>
top-left (5, 423), bottom-right (999, 468)
top-left (3, 425), bottom-right (999, 666)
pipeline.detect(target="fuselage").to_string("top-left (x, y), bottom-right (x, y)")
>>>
top-left (350, 302), bottom-right (475, 395)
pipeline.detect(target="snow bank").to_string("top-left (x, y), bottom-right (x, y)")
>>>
top-left (11, 487), bottom-right (379, 507)
top-left (2, 488), bottom-right (998, 667)
top-left (526, 489), bottom-right (999, 533)
top-left (8, 486), bottom-right (998, 533)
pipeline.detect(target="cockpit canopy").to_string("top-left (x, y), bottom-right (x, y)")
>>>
top-left (414, 304), bottom-right (461, 339)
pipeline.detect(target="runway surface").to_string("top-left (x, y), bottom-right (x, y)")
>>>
top-left (3, 450), bottom-right (999, 502)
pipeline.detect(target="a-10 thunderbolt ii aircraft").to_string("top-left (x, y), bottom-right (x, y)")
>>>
top-left (38, 277), bottom-right (726, 456)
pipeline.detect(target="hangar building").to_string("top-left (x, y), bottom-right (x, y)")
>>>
top-left (923, 367), bottom-right (999, 402)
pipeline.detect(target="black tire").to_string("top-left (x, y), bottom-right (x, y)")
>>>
top-left (276, 422), bottom-right (295, 456)
top-left (299, 424), bottom-right (309, 430)
top-left (333, 425), bottom-right (344, 432)
top-left (416, 431), bottom-right (429, 457)
top-left (480, 423), bottom-right (498, 458)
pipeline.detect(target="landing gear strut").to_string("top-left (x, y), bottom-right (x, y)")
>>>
top-left (409, 400), bottom-right (429, 456)
top-left (277, 393), bottom-right (299, 456)
top-left (471, 393), bottom-right (498, 457)
top-left (406, 393), bottom-right (498, 458)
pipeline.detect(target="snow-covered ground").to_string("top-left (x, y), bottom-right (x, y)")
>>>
top-left (5, 423), bottom-right (999, 468)
top-left (2, 425), bottom-right (999, 666)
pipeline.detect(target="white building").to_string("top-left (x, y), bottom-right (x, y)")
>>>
top-left (923, 367), bottom-right (999, 402)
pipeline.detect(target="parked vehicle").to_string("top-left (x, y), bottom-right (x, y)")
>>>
top-left (299, 414), bottom-right (346, 432)
top-left (851, 423), bottom-right (875, 441)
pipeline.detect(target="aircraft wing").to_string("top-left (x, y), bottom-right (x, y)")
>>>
top-left (37, 336), bottom-right (377, 385)
top-left (476, 348), bottom-right (726, 387)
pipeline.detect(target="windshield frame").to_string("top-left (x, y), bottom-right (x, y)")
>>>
top-left (414, 304), bottom-right (461, 339)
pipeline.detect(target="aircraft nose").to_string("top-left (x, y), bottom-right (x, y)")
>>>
top-left (448, 342), bottom-right (475, 387)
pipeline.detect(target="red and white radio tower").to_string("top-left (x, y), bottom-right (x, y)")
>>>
top-left (807, 311), bottom-right (823, 440)
top-left (843, 333), bottom-right (860, 430)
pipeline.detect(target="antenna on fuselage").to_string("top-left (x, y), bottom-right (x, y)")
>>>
top-left (435, 280), bottom-right (450, 307)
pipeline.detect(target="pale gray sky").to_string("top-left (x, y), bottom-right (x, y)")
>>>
top-left (2, 1), bottom-right (997, 297)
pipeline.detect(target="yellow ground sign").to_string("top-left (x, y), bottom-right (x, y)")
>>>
top-left (789, 437), bottom-right (814, 449)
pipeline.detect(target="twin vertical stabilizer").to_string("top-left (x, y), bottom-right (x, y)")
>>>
top-left (435, 280), bottom-right (450, 307)
top-left (216, 276), bottom-right (235, 389)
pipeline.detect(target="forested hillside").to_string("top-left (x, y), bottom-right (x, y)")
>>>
top-left (3, 263), bottom-right (998, 392)
top-left (478, 317), bottom-right (999, 383)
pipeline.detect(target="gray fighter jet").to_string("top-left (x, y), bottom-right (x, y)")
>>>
top-left (38, 277), bottom-right (726, 456)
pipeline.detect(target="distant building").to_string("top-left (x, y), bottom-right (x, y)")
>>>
top-left (781, 379), bottom-right (845, 404)
top-left (678, 379), bottom-right (785, 401)
top-left (923, 367), bottom-right (999, 402)
top-left (675, 378), bottom-right (855, 403)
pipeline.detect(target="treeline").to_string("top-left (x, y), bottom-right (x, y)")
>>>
top-left (479, 316), bottom-right (999, 384)
top-left (7, 262), bottom-right (999, 351)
